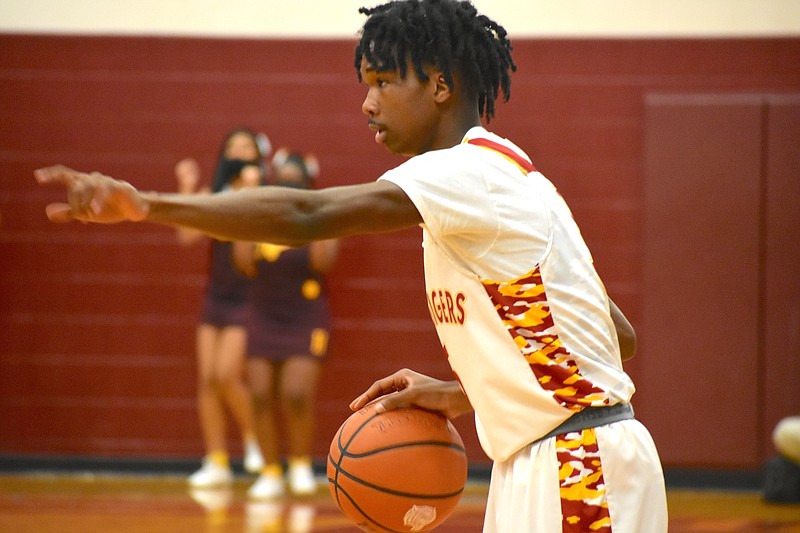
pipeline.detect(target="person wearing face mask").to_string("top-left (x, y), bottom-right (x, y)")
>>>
top-left (232, 149), bottom-right (339, 499)
top-left (174, 128), bottom-right (268, 488)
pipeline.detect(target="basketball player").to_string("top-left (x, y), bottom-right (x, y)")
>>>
top-left (34, 0), bottom-right (667, 530)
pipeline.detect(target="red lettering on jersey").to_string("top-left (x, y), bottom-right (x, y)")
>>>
top-left (445, 291), bottom-right (455, 323)
top-left (455, 293), bottom-right (466, 325)
top-left (428, 289), bottom-right (466, 326)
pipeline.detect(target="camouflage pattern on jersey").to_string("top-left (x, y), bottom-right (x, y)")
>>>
top-left (483, 265), bottom-right (609, 410)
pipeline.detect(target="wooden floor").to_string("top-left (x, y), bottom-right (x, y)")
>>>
top-left (0, 473), bottom-right (799, 532)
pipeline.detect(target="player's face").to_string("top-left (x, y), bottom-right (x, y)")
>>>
top-left (359, 57), bottom-right (441, 156)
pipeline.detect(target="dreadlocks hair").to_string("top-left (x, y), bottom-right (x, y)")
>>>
top-left (354, 0), bottom-right (516, 122)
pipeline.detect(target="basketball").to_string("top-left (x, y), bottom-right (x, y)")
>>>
top-left (327, 403), bottom-right (468, 532)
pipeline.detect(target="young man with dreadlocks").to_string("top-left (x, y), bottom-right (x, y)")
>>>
top-left (35, 0), bottom-right (667, 530)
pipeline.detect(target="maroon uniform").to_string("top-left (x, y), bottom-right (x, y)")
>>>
top-left (200, 240), bottom-right (252, 327)
top-left (247, 243), bottom-right (331, 360)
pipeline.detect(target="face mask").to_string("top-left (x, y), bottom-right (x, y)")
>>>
top-left (219, 158), bottom-right (255, 182)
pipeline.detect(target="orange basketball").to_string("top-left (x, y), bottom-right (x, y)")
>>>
top-left (327, 403), bottom-right (468, 533)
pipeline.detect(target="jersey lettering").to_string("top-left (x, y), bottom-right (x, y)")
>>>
top-left (427, 289), bottom-right (466, 326)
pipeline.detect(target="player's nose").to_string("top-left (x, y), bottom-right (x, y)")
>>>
top-left (361, 88), bottom-right (379, 116)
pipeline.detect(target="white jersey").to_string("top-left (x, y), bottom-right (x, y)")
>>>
top-left (379, 127), bottom-right (636, 461)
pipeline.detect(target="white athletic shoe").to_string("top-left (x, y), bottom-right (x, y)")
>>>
top-left (244, 442), bottom-right (265, 474)
top-left (248, 472), bottom-right (285, 500)
top-left (188, 460), bottom-right (233, 488)
top-left (287, 462), bottom-right (317, 496)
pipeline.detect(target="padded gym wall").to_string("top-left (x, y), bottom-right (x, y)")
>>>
top-left (1, 36), bottom-right (798, 467)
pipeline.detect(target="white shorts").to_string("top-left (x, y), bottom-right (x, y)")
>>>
top-left (483, 419), bottom-right (667, 533)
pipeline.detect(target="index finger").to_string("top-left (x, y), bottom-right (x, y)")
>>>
top-left (349, 373), bottom-right (410, 412)
top-left (34, 165), bottom-right (80, 185)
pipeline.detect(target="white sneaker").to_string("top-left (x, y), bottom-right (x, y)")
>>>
top-left (188, 460), bottom-right (233, 488)
top-left (248, 472), bottom-right (285, 500)
top-left (244, 442), bottom-right (265, 474)
top-left (287, 463), bottom-right (317, 496)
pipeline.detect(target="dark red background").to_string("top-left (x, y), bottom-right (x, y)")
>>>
top-left (1, 35), bottom-right (798, 470)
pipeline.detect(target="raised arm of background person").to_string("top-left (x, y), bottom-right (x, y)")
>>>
top-left (34, 165), bottom-right (422, 244)
top-left (174, 157), bottom-right (209, 246)
top-left (609, 297), bottom-right (637, 361)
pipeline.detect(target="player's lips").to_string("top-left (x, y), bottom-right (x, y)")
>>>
top-left (368, 120), bottom-right (388, 144)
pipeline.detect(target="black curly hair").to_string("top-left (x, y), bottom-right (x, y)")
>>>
top-left (354, 0), bottom-right (516, 122)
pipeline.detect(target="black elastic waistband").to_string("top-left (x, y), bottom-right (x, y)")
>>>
top-left (536, 403), bottom-right (635, 444)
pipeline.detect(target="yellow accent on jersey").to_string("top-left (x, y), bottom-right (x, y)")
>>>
top-left (255, 243), bottom-right (289, 262)
top-left (309, 328), bottom-right (329, 357)
top-left (301, 279), bottom-right (321, 300)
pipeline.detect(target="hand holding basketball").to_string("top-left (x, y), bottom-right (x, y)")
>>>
top-left (349, 368), bottom-right (473, 420)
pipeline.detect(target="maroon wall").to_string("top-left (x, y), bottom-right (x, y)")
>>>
top-left (1, 35), bottom-right (798, 469)
top-left (638, 94), bottom-right (800, 468)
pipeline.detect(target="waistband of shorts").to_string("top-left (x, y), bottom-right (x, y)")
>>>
top-left (535, 403), bottom-right (635, 444)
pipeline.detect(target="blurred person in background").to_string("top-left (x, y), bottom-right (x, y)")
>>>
top-left (233, 148), bottom-right (339, 499)
top-left (175, 128), bottom-right (268, 487)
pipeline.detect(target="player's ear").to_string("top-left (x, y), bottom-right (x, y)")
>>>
top-left (431, 70), bottom-right (452, 104)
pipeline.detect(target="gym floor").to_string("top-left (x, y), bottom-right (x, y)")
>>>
top-left (1, 472), bottom-right (799, 532)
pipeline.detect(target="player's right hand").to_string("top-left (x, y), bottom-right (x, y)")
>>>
top-left (34, 165), bottom-right (149, 224)
top-left (349, 368), bottom-right (473, 420)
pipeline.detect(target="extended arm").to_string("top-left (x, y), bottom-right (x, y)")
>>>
top-left (34, 165), bottom-right (421, 245)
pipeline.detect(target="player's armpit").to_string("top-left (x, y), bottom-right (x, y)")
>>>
top-left (609, 298), bottom-right (637, 361)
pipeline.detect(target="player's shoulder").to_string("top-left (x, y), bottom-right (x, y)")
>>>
top-left (462, 127), bottom-right (532, 163)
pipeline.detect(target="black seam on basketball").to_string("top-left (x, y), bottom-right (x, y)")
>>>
top-left (327, 464), bottom-right (465, 499)
top-left (326, 482), bottom-right (411, 533)
top-left (331, 413), bottom-right (379, 508)
top-left (330, 409), bottom-right (384, 509)
top-left (327, 453), bottom-right (344, 509)
top-left (342, 411), bottom-right (383, 449)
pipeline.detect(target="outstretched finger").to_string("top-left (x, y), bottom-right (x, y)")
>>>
top-left (34, 165), bottom-right (80, 185)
